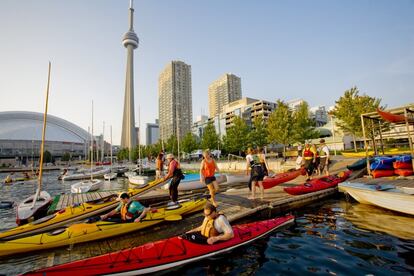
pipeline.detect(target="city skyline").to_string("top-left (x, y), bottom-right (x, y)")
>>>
top-left (0, 1), bottom-right (413, 145)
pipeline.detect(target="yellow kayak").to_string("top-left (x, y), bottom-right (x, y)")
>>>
top-left (0, 197), bottom-right (206, 257)
top-left (0, 178), bottom-right (167, 240)
top-left (341, 149), bottom-right (410, 158)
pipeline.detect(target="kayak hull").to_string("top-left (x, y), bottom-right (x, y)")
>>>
top-left (0, 198), bottom-right (206, 257)
top-left (25, 215), bottom-right (294, 276)
top-left (261, 168), bottom-right (305, 189)
top-left (284, 171), bottom-right (351, 195)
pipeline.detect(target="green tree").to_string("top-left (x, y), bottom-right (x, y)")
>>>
top-left (222, 116), bottom-right (250, 155)
top-left (61, 152), bottom-right (71, 162)
top-left (248, 116), bottom-right (268, 148)
top-left (201, 122), bottom-right (219, 150)
top-left (292, 101), bottom-right (320, 143)
top-left (267, 100), bottom-right (293, 157)
top-left (181, 132), bottom-right (199, 154)
top-left (43, 150), bottom-right (52, 163)
top-left (166, 135), bottom-right (178, 156)
top-left (332, 87), bottom-right (382, 152)
top-left (117, 148), bottom-right (129, 161)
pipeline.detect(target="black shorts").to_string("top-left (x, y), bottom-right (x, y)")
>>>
top-left (251, 166), bottom-right (264, 182)
top-left (205, 176), bottom-right (216, 185)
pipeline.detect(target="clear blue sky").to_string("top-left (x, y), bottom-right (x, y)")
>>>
top-left (0, 0), bottom-right (413, 145)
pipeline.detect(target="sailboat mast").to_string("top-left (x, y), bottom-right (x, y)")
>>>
top-left (110, 125), bottom-right (113, 169)
top-left (102, 121), bottom-right (105, 162)
top-left (37, 62), bottom-right (51, 192)
top-left (91, 101), bottom-right (94, 181)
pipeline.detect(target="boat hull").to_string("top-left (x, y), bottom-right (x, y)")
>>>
top-left (71, 179), bottom-right (103, 193)
top-left (338, 182), bottom-right (414, 215)
top-left (25, 215), bottom-right (294, 276)
top-left (16, 191), bottom-right (52, 225)
top-left (284, 171), bottom-right (351, 195)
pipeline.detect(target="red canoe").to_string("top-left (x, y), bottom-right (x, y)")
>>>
top-left (260, 168), bottom-right (306, 189)
top-left (284, 171), bottom-right (351, 195)
top-left (377, 108), bottom-right (414, 124)
top-left (25, 215), bottom-right (294, 276)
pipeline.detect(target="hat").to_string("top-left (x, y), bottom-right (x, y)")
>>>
top-left (166, 153), bottom-right (174, 159)
top-left (319, 139), bottom-right (325, 143)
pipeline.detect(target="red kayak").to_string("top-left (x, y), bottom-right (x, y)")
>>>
top-left (393, 161), bottom-right (413, 170)
top-left (394, 169), bottom-right (413, 177)
top-left (261, 168), bottom-right (306, 189)
top-left (284, 171), bottom-right (351, 195)
top-left (371, 169), bottom-right (395, 178)
top-left (25, 215), bottom-right (294, 276)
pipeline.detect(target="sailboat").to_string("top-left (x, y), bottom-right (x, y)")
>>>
top-left (16, 62), bottom-right (53, 225)
top-left (128, 106), bottom-right (149, 187)
top-left (104, 125), bottom-right (117, 181)
top-left (71, 101), bottom-right (103, 193)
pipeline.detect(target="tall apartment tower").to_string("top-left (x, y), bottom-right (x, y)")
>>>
top-left (158, 61), bottom-right (192, 141)
top-left (208, 73), bottom-right (242, 118)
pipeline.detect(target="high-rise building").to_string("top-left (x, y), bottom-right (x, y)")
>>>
top-left (120, 1), bottom-right (139, 158)
top-left (208, 73), bottom-right (242, 117)
top-left (158, 61), bottom-right (192, 141)
top-left (146, 120), bottom-right (159, 145)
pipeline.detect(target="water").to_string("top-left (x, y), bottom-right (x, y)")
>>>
top-left (0, 171), bottom-right (413, 275)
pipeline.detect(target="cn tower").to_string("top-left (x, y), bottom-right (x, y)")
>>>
top-left (120, 0), bottom-right (139, 159)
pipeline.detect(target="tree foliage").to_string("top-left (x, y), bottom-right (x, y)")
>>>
top-left (222, 116), bottom-right (250, 155)
top-left (267, 100), bottom-right (293, 150)
top-left (292, 101), bottom-right (319, 143)
top-left (201, 122), bottom-right (219, 150)
top-left (166, 135), bottom-right (178, 156)
top-left (43, 150), bottom-right (53, 163)
top-left (181, 132), bottom-right (199, 153)
top-left (332, 86), bottom-right (382, 151)
top-left (61, 152), bottom-right (71, 162)
top-left (249, 116), bottom-right (268, 148)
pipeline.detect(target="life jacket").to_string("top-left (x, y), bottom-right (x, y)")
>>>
top-left (201, 214), bottom-right (225, 238)
top-left (156, 158), bottom-right (163, 170)
top-left (303, 147), bottom-right (314, 160)
top-left (202, 159), bottom-right (216, 177)
top-left (249, 155), bottom-right (261, 167)
top-left (319, 146), bottom-right (327, 157)
top-left (120, 201), bottom-right (139, 221)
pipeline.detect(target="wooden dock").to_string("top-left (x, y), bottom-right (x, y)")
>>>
top-left (49, 191), bottom-right (118, 213)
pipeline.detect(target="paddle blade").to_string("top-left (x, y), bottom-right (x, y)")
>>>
top-left (164, 214), bottom-right (182, 221)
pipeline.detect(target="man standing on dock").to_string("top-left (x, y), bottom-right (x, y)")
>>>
top-left (161, 154), bottom-right (184, 206)
top-left (318, 139), bottom-right (330, 176)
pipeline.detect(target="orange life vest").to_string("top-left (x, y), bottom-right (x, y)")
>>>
top-left (201, 216), bottom-right (221, 238)
top-left (202, 159), bottom-right (216, 178)
top-left (120, 201), bottom-right (137, 221)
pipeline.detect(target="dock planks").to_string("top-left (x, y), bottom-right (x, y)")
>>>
top-left (52, 191), bottom-right (117, 211)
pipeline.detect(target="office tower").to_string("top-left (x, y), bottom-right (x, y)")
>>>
top-left (208, 73), bottom-right (242, 117)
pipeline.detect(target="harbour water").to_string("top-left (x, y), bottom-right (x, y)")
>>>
top-left (0, 171), bottom-right (413, 275)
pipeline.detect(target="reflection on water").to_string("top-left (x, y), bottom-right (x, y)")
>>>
top-left (0, 172), bottom-right (413, 275)
top-left (342, 201), bottom-right (414, 240)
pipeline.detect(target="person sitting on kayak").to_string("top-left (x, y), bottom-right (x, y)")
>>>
top-left (184, 202), bottom-right (234, 245)
top-left (200, 149), bottom-right (220, 207)
top-left (100, 192), bottom-right (150, 223)
top-left (161, 153), bottom-right (184, 206)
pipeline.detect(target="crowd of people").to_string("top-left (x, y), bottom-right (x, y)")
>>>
top-left (97, 139), bottom-right (330, 245)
